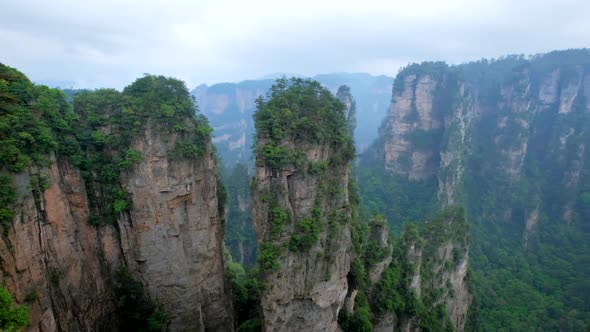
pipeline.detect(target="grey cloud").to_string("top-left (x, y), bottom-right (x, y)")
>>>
top-left (0, 0), bottom-right (588, 89)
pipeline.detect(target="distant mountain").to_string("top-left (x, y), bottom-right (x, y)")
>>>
top-left (192, 73), bottom-right (393, 166)
top-left (257, 72), bottom-right (305, 79)
top-left (34, 79), bottom-right (77, 89)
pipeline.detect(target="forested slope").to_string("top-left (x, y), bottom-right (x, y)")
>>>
top-left (359, 49), bottom-right (590, 330)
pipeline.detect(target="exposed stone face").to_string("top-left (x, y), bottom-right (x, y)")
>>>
top-left (523, 206), bottom-right (540, 247)
top-left (382, 74), bottom-right (446, 181)
top-left (120, 121), bottom-right (234, 331)
top-left (437, 243), bottom-right (470, 331)
top-left (367, 222), bottom-right (392, 285)
top-left (379, 61), bottom-right (590, 243)
top-left (372, 225), bottom-right (469, 332)
top-left (372, 312), bottom-right (395, 332)
top-left (358, 52), bottom-right (590, 331)
top-left (252, 143), bottom-right (353, 332)
top-left (0, 121), bottom-right (233, 331)
top-left (0, 159), bottom-right (121, 332)
top-left (336, 85), bottom-right (357, 138)
top-left (438, 83), bottom-right (475, 205)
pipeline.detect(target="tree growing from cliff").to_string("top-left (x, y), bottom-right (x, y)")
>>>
top-left (0, 287), bottom-right (29, 331)
top-left (71, 74), bottom-right (214, 225)
top-left (114, 268), bottom-right (168, 331)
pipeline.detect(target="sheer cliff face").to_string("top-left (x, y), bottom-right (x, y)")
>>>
top-left (120, 120), bottom-right (233, 331)
top-left (252, 145), bottom-right (353, 331)
top-left (375, 245), bottom-right (469, 332)
top-left (336, 85), bottom-right (357, 138)
top-left (362, 51), bottom-right (590, 330)
top-left (251, 79), bottom-right (355, 332)
top-left (382, 73), bottom-right (448, 181)
top-left (377, 54), bottom-right (590, 238)
top-left (0, 71), bottom-right (233, 331)
top-left (400, 232), bottom-right (469, 332)
top-left (0, 159), bottom-right (121, 331)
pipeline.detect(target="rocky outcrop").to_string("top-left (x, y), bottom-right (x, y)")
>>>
top-left (251, 79), bottom-right (355, 331)
top-left (381, 70), bottom-right (448, 181)
top-left (361, 220), bottom-right (391, 287)
top-left (371, 208), bottom-right (470, 332)
top-left (0, 71), bottom-right (233, 331)
top-left (336, 85), bottom-right (357, 138)
top-left (252, 144), bottom-right (353, 332)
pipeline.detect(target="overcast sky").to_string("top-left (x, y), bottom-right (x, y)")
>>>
top-left (1, 0), bottom-right (588, 89)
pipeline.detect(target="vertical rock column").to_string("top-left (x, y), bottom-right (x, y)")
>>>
top-left (120, 119), bottom-right (234, 331)
top-left (251, 79), bottom-right (355, 331)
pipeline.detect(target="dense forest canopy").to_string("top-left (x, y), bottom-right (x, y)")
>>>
top-left (254, 77), bottom-right (355, 170)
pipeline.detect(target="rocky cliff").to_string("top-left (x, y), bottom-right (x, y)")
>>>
top-left (0, 157), bottom-right (121, 331)
top-left (359, 49), bottom-right (590, 330)
top-left (251, 78), bottom-right (356, 331)
top-left (338, 208), bottom-right (469, 332)
top-left (0, 65), bottom-right (233, 331)
top-left (372, 51), bottom-right (590, 229)
top-left (336, 85), bottom-right (357, 138)
top-left (383, 208), bottom-right (469, 332)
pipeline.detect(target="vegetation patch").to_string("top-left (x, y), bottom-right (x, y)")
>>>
top-left (0, 286), bottom-right (30, 331)
top-left (114, 268), bottom-right (168, 331)
top-left (254, 78), bottom-right (355, 171)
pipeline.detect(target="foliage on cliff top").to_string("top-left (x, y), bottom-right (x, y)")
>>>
top-left (0, 62), bottom-right (216, 228)
top-left (254, 77), bottom-right (355, 170)
top-left (393, 49), bottom-right (590, 98)
top-left (392, 62), bottom-right (449, 93)
top-left (71, 74), bottom-right (214, 225)
top-left (0, 63), bottom-right (84, 234)
top-left (419, 206), bottom-right (469, 248)
top-left (0, 63), bottom-right (79, 173)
